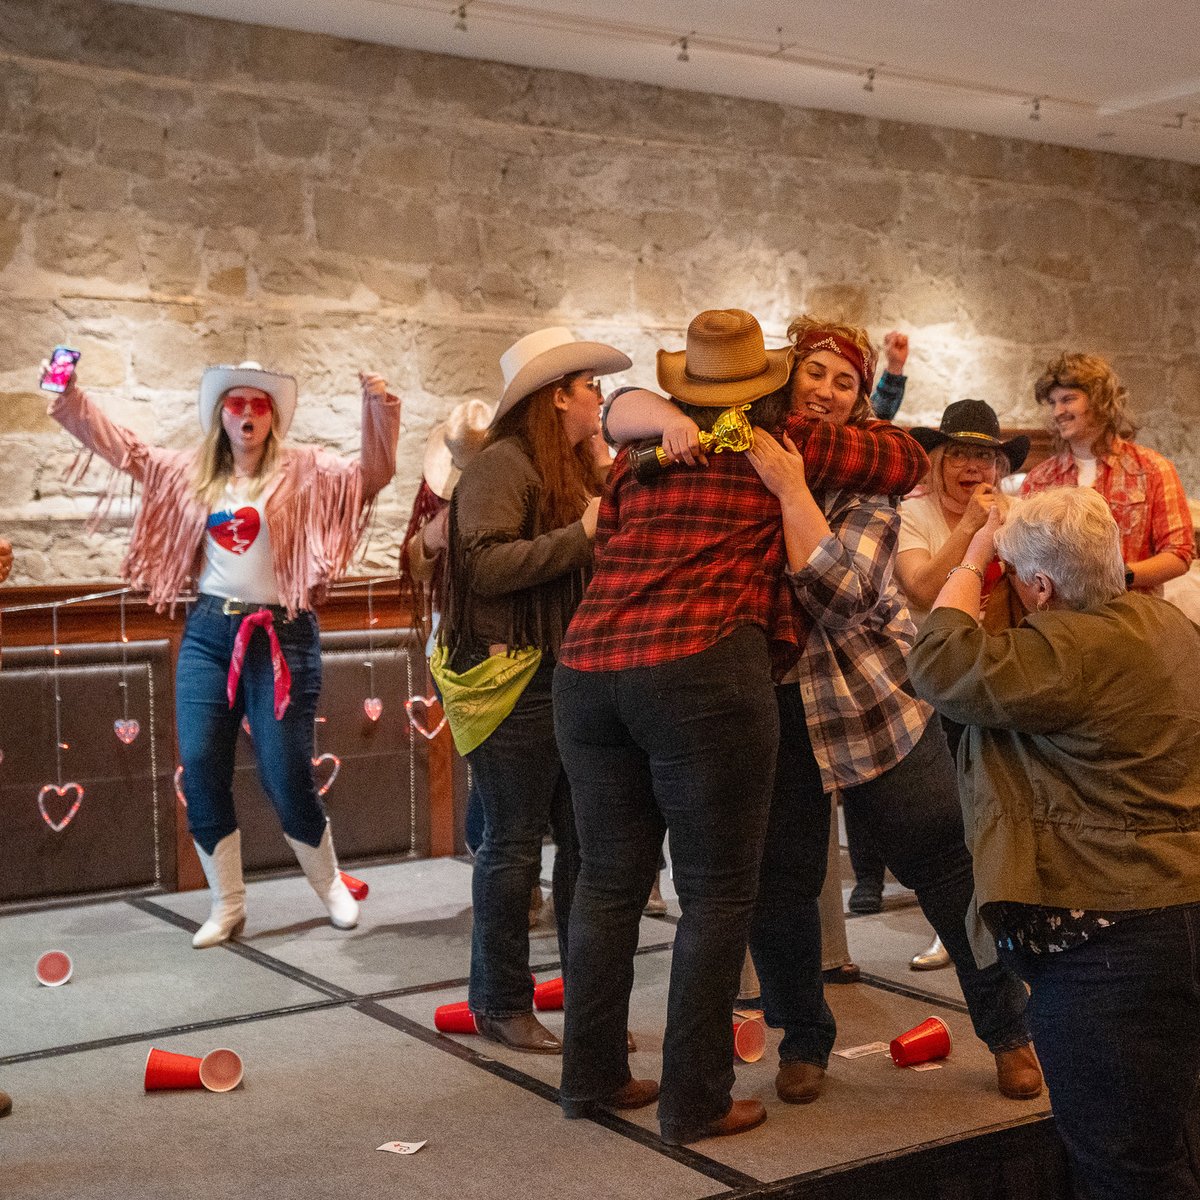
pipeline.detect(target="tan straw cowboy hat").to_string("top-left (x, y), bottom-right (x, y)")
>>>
top-left (657, 309), bottom-right (792, 408)
top-left (423, 399), bottom-right (494, 500)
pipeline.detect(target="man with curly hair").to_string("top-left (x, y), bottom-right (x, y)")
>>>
top-left (1022, 353), bottom-right (1193, 593)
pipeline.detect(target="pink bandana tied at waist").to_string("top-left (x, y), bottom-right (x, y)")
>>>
top-left (226, 609), bottom-right (292, 719)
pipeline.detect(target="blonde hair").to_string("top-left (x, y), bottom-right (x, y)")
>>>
top-left (785, 314), bottom-right (876, 423)
top-left (995, 488), bottom-right (1125, 611)
top-left (192, 396), bottom-right (281, 508)
top-left (1034, 353), bottom-right (1136, 456)
top-left (922, 443), bottom-right (1010, 511)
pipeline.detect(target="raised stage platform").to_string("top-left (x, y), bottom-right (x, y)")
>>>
top-left (1, 851), bottom-right (1072, 1200)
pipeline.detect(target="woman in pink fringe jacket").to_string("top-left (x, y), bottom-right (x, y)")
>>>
top-left (49, 361), bottom-right (401, 947)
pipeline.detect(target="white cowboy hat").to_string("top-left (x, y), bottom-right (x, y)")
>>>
top-left (423, 399), bottom-right (494, 500)
top-left (494, 327), bottom-right (631, 427)
top-left (198, 361), bottom-right (298, 437)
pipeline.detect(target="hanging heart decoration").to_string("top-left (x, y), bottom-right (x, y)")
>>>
top-left (312, 752), bottom-right (341, 798)
top-left (173, 764), bottom-right (187, 808)
top-left (363, 697), bottom-right (383, 722)
top-left (405, 695), bottom-right (447, 741)
top-left (114, 718), bottom-right (141, 745)
top-left (38, 782), bottom-right (84, 833)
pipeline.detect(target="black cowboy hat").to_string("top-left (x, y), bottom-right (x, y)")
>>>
top-left (910, 399), bottom-right (1029, 473)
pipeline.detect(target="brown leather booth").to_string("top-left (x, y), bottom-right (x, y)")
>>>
top-left (0, 584), bottom-right (464, 908)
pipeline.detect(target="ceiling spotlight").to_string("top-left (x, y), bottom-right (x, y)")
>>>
top-left (453, 4), bottom-right (467, 32)
top-left (863, 67), bottom-right (876, 93)
top-left (677, 36), bottom-right (690, 63)
top-left (1029, 96), bottom-right (1041, 122)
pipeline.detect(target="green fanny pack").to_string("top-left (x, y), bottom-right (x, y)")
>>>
top-left (429, 643), bottom-right (543, 756)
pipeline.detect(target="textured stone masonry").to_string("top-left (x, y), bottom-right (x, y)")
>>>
top-left (1, 0), bottom-right (1199, 582)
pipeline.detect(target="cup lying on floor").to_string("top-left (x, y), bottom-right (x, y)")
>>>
top-left (435, 1001), bottom-right (478, 1034)
top-left (733, 1016), bottom-right (766, 1063)
top-left (35, 950), bottom-right (73, 987)
top-left (199, 1048), bottom-right (244, 1092)
top-left (340, 872), bottom-right (369, 901)
top-left (145, 1048), bottom-right (204, 1091)
top-left (890, 1016), bottom-right (952, 1067)
top-left (533, 976), bottom-right (564, 1012)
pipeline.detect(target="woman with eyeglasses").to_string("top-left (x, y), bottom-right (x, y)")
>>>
top-left (47, 360), bottom-right (401, 946)
top-left (434, 328), bottom-right (630, 1055)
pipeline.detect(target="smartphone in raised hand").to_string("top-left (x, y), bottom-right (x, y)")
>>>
top-left (40, 346), bottom-right (81, 393)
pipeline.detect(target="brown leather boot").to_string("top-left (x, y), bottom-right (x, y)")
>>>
top-left (994, 1043), bottom-right (1044, 1099)
top-left (776, 1061), bottom-right (826, 1104)
top-left (474, 1012), bottom-right (562, 1055)
top-left (0, 1089), bottom-right (11, 1118)
top-left (663, 1098), bottom-right (767, 1145)
top-left (604, 1078), bottom-right (660, 1110)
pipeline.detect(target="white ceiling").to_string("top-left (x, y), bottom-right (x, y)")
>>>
top-left (125, 0), bottom-right (1200, 165)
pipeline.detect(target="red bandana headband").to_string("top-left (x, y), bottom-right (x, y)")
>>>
top-left (794, 331), bottom-right (875, 395)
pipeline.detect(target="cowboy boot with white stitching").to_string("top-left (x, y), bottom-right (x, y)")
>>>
top-left (285, 822), bottom-right (359, 929)
top-left (192, 830), bottom-right (247, 948)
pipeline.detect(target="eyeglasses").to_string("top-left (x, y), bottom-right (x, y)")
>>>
top-left (945, 444), bottom-right (1002, 467)
top-left (575, 377), bottom-right (602, 395)
top-left (222, 395), bottom-right (273, 418)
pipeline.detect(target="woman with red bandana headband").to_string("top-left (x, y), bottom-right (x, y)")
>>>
top-left (606, 316), bottom-right (1039, 1113)
top-left (47, 361), bottom-right (401, 947)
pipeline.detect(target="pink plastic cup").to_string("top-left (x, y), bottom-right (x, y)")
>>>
top-left (733, 1016), bottom-right (766, 1063)
top-left (434, 1001), bottom-right (478, 1034)
top-left (144, 1048), bottom-right (204, 1091)
top-left (35, 950), bottom-right (73, 987)
top-left (890, 1016), bottom-right (953, 1067)
top-left (533, 976), bottom-right (565, 1012)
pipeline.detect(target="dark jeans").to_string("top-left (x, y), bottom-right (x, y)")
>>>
top-left (176, 595), bottom-right (326, 855)
top-left (467, 660), bottom-right (578, 1018)
top-left (750, 687), bottom-right (1029, 1066)
top-left (554, 626), bottom-right (779, 1142)
top-left (1001, 907), bottom-right (1200, 1200)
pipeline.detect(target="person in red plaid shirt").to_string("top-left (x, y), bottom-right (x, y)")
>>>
top-left (554, 310), bottom-right (927, 1145)
top-left (1022, 353), bottom-right (1193, 593)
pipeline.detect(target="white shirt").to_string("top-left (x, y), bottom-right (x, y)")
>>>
top-left (197, 479), bottom-right (280, 605)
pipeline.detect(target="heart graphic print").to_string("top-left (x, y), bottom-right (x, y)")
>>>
top-left (207, 506), bottom-right (261, 555)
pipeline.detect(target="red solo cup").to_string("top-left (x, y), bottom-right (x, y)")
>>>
top-left (733, 1016), bottom-right (766, 1063)
top-left (434, 1001), bottom-right (478, 1034)
top-left (200, 1048), bottom-right (244, 1093)
top-left (144, 1047), bottom-right (204, 1091)
top-left (533, 976), bottom-right (565, 1012)
top-left (890, 1016), bottom-right (953, 1067)
top-left (35, 950), bottom-right (73, 987)
top-left (340, 872), bottom-right (368, 901)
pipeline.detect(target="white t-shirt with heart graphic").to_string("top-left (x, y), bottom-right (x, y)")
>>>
top-left (197, 480), bottom-right (280, 605)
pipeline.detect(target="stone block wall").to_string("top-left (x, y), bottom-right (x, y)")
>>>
top-left (2, 0), bottom-right (1200, 582)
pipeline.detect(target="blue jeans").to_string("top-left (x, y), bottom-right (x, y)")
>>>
top-left (467, 660), bottom-right (578, 1018)
top-left (554, 627), bottom-right (778, 1142)
top-left (750, 688), bottom-right (1030, 1065)
top-left (1001, 907), bottom-right (1200, 1200)
top-left (176, 595), bottom-right (326, 854)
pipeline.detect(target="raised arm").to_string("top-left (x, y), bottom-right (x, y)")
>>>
top-left (48, 377), bottom-right (156, 483)
top-left (357, 372), bottom-right (403, 500)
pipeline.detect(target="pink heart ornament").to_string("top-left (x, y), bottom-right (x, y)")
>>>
top-left (312, 752), bottom-right (341, 797)
top-left (405, 695), bottom-right (447, 740)
top-left (114, 718), bottom-right (141, 744)
top-left (363, 697), bottom-right (383, 722)
top-left (173, 765), bottom-right (187, 808)
top-left (38, 782), bottom-right (84, 832)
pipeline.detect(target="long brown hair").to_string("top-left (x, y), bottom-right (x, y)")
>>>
top-left (1034, 352), bottom-right (1136, 456)
top-left (488, 372), bottom-right (603, 526)
top-left (192, 397), bottom-right (280, 507)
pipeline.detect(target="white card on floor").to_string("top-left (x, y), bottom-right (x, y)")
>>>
top-left (909, 1061), bottom-right (943, 1071)
top-left (377, 1140), bottom-right (427, 1155)
top-left (832, 1041), bottom-right (889, 1059)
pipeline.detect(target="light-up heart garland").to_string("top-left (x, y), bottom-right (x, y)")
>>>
top-left (311, 716), bottom-right (341, 797)
top-left (405, 695), bottom-right (446, 740)
top-left (362, 580), bottom-right (383, 721)
top-left (39, 604), bottom-right (84, 832)
top-left (113, 592), bottom-right (141, 744)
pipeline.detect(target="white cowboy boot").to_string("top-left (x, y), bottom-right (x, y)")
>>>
top-left (192, 830), bottom-right (247, 948)
top-left (284, 823), bottom-right (359, 929)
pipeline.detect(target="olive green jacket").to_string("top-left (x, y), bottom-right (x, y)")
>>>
top-left (909, 596), bottom-right (1200, 912)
